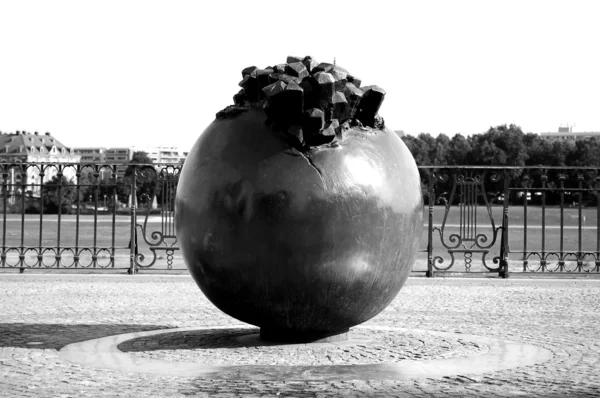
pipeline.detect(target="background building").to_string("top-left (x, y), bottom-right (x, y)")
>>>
top-left (134, 145), bottom-right (189, 164)
top-left (74, 147), bottom-right (133, 163)
top-left (73, 146), bottom-right (133, 179)
top-left (540, 126), bottom-right (600, 141)
top-left (76, 147), bottom-right (104, 163)
top-left (0, 131), bottom-right (80, 197)
top-left (105, 147), bottom-right (133, 163)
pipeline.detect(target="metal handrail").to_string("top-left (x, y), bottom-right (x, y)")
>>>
top-left (0, 162), bottom-right (598, 275)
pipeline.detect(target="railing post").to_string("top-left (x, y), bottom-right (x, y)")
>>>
top-left (1, 167), bottom-right (7, 270)
top-left (19, 166), bottom-right (26, 274)
top-left (596, 170), bottom-right (600, 273)
top-left (500, 170), bottom-right (510, 278)
top-left (577, 171), bottom-right (584, 272)
top-left (426, 170), bottom-right (435, 278)
top-left (128, 168), bottom-right (137, 275)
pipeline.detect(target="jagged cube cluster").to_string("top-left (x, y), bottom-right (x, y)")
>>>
top-left (222, 55), bottom-right (386, 148)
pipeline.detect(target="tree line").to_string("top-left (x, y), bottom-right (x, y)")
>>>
top-left (401, 124), bottom-right (600, 206)
top-left (401, 124), bottom-right (600, 167)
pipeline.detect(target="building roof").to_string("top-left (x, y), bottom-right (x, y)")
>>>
top-left (0, 131), bottom-right (71, 154)
top-left (539, 130), bottom-right (600, 140)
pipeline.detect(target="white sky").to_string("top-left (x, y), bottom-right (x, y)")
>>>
top-left (1, 0), bottom-right (599, 150)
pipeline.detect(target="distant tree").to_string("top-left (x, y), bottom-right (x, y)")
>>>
top-left (469, 124), bottom-right (528, 166)
top-left (567, 139), bottom-right (600, 167)
top-left (77, 169), bottom-right (95, 202)
top-left (401, 133), bottom-right (437, 165)
top-left (445, 134), bottom-right (472, 165)
top-left (124, 151), bottom-right (153, 177)
top-left (401, 135), bottom-right (424, 165)
top-left (432, 134), bottom-right (451, 165)
top-left (417, 133), bottom-right (437, 165)
top-left (399, 125), bottom-right (600, 171)
top-left (523, 133), bottom-right (549, 166)
top-left (78, 168), bottom-right (113, 205)
top-left (42, 175), bottom-right (77, 214)
top-left (131, 151), bottom-right (153, 163)
top-left (118, 151), bottom-right (156, 206)
top-left (550, 140), bottom-right (576, 167)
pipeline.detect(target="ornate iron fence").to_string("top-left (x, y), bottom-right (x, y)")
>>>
top-left (419, 167), bottom-right (509, 277)
top-left (0, 162), bottom-right (184, 273)
top-left (1, 162), bottom-right (599, 276)
top-left (418, 166), bottom-right (600, 277)
top-left (130, 164), bottom-right (181, 271)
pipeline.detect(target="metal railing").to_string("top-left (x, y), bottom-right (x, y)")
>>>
top-left (419, 166), bottom-right (600, 277)
top-left (0, 162), bottom-right (182, 273)
top-left (1, 162), bottom-right (599, 276)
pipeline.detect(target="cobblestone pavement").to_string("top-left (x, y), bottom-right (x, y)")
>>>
top-left (118, 327), bottom-right (487, 366)
top-left (1, 274), bottom-right (599, 397)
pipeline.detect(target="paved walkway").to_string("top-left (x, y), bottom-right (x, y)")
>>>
top-left (1, 274), bottom-right (599, 397)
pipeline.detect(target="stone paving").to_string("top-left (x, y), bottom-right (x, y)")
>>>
top-left (0, 274), bottom-right (599, 397)
top-left (118, 327), bottom-right (487, 366)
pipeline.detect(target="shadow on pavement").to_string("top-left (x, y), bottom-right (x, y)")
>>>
top-left (0, 323), bottom-right (170, 350)
top-left (118, 327), bottom-right (266, 352)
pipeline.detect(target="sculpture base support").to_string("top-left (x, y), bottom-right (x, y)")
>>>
top-left (260, 327), bottom-right (349, 344)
